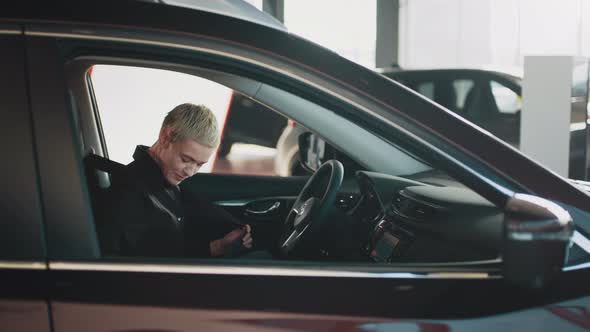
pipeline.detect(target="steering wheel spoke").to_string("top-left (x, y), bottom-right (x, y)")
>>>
top-left (280, 225), bottom-right (308, 252)
top-left (278, 160), bottom-right (344, 257)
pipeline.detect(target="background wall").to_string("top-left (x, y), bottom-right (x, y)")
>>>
top-left (399, 0), bottom-right (590, 72)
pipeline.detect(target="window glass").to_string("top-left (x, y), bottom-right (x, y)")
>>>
top-left (453, 79), bottom-right (475, 110)
top-left (90, 65), bottom-right (286, 176)
top-left (490, 81), bottom-right (521, 114)
top-left (416, 82), bottom-right (435, 100)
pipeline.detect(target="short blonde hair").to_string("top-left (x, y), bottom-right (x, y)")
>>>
top-left (162, 103), bottom-right (220, 147)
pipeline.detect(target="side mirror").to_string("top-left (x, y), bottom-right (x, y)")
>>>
top-left (503, 193), bottom-right (574, 288)
top-left (298, 132), bottom-right (327, 173)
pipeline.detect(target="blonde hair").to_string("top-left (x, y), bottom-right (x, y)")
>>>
top-left (162, 103), bottom-right (220, 147)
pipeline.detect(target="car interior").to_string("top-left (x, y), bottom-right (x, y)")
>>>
top-left (66, 55), bottom-right (505, 267)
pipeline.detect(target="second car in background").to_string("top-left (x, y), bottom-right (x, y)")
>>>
top-left (275, 67), bottom-right (524, 176)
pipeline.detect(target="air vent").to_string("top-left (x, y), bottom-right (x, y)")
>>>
top-left (391, 193), bottom-right (437, 221)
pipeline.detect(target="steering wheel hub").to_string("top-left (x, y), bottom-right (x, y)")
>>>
top-left (279, 160), bottom-right (344, 257)
top-left (293, 197), bottom-right (317, 229)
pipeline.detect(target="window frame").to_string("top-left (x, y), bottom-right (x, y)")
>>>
top-left (30, 22), bottom-right (536, 270)
top-left (0, 30), bottom-right (47, 262)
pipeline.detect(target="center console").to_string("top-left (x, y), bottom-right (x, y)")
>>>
top-left (366, 217), bottom-right (414, 262)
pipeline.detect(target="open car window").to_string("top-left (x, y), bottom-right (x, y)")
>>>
top-left (70, 55), bottom-right (509, 268)
top-left (90, 64), bottom-right (288, 177)
top-left (88, 63), bottom-right (433, 179)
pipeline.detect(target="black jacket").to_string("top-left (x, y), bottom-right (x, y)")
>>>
top-left (98, 145), bottom-right (239, 258)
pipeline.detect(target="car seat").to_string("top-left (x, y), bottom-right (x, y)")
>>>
top-left (83, 151), bottom-right (126, 234)
top-left (434, 82), bottom-right (458, 112)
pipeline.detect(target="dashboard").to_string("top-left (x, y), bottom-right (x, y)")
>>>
top-left (348, 171), bottom-right (504, 263)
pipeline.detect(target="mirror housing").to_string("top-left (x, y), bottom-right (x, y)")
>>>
top-left (503, 193), bottom-right (574, 288)
top-left (298, 132), bottom-right (327, 173)
top-left (297, 132), bottom-right (365, 176)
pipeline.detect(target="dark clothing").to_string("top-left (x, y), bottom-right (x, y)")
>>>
top-left (98, 145), bottom-right (239, 258)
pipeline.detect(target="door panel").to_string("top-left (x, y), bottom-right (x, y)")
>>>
top-left (181, 173), bottom-right (309, 202)
top-left (47, 265), bottom-right (590, 323)
top-left (49, 267), bottom-right (500, 319)
top-left (48, 293), bottom-right (590, 331)
top-left (218, 197), bottom-right (296, 252)
top-left (45, 264), bottom-right (590, 330)
top-left (181, 173), bottom-right (308, 250)
top-left (0, 300), bottom-right (51, 332)
top-left (0, 268), bottom-right (50, 332)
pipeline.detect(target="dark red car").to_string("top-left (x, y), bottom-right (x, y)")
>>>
top-left (2, 1), bottom-right (590, 331)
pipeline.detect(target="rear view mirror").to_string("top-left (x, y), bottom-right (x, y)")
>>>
top-left (298, 132), bottom-right (327, 173)
top-left (503, 194), bottom-right (574, 288)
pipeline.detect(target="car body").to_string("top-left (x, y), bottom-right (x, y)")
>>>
top-left (2, 1), bottom-right (590, 332)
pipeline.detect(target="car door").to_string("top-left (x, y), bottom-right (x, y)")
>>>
top-left (0, 25), bottom-right (51, 332)
top-left (19, 6), bottom-right (590, 332)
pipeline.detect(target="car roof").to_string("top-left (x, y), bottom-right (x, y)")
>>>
top-left (378, 67), bottom-right (522, 84)
top-left (144, 0), bottom-right (287, 31)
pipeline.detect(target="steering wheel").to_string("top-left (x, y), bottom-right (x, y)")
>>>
top-left (279, 160), bottom-right (344, 257)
